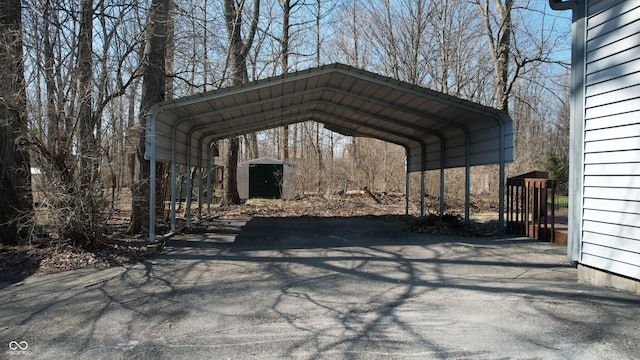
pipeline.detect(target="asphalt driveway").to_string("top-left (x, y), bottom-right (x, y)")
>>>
top-left (1, 216), bottom-right (639, 359)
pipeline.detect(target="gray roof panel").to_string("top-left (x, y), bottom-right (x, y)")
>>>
top-left (146, 63), bottom-right (513, 172)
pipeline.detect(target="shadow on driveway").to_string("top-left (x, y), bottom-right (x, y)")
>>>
top-left (1, 216), bottom-right (639, 359)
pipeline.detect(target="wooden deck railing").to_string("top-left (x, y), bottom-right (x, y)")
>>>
top-left (506, 172), bottom-right (557, 242)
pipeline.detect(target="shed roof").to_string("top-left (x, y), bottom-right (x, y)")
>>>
top-left (239, 157), bottom-right (293, 166)
top-left (147, 63), bottom-right (513, 173)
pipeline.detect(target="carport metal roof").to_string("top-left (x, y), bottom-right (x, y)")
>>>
top-left (145, 63), bottom-right (514, 241)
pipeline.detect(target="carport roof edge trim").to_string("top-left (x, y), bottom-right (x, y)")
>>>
top-left (156, 63), bottom-right (497, 112)
top-left (146, 63), bottom-right (513, 172)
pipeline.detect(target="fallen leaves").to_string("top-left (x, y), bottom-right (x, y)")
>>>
top-left (2, 193), bottom-right (500, 284)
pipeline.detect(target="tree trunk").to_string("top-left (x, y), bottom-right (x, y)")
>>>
top-left (43, 1), bottom-right (59, 152)
top-left (166, 0), bottom-right (175, 99)
top-left (316, 122), bottom-right (323, 194)
top-left (495, 0), bottom-right (513, 112)
top-left (129, 0), bottom-right (170, 233)
top-left (477, 0), bottom-right (514, 112)
top-left (75, 0), bottom-right (100, 247)
top-left (279, 0), bottom-right (290, 162)
top-left (223, 0), bottom-right (260, 204)
top-left (222, 139), bottom-right (241, 205)
top-left (77, 0), bottom-right (94, 179)
top-left (292, 123), bottom-right (298, 160)
top-left (248, 133), bottom-right (259, 159)
top-left (0, 0), bottom-right (32, 244)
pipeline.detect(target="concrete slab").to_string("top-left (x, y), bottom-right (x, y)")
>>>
top-left (1, 216), bottom-right (639, 359)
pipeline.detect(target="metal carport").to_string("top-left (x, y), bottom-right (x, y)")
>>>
top-left (144, 63), bottom-right (514, 242)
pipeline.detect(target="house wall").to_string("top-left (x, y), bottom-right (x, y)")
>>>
top-left (579, 0), bottom-right (640, 281)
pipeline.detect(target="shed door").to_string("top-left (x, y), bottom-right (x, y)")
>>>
top-left (249, 164), bottom-right (282, 199)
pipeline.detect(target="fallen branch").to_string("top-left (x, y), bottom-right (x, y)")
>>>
top-left (363, 187), bottom-right (381, 204)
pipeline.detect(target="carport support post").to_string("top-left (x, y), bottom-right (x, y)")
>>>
top-left (420, 143), bottom-right (426, 217)
top-left (499, 154), bottom-right (505, 230)
top-left (170, 155), bottom-right (176, 233)
top-left (148, 113), bottom-right (156, 243)
top-left (498, 113), bottom-right (507, 231)
top-left (197, 166), bottom-right (202, 221)
top-left (170, 121), bottom-right (179, 233)
top-left (440, 167), bottom-right (445, 217)
top-left (406, 172), bottom-right (410, 215)
top-left (197, 139), bottom-right (203, 221)
top-left (185, 140), bottom-right (192, 225)
top-left (440, 141), bottom-right (445, 217)
top-left (207, 143), bottom-right (213, 217)
top-left (404, 147), bottom-right (410, 215)
top-left (498, 135), bottom-right (505, 232)
top-left (465, 165), bottom-right (470, 224)
top-left (420, 171), bottom-right (425, 217)
top-left (465, 135), bottom-right (471, 224)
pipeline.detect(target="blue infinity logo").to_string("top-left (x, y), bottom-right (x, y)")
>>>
top-left (9, 341), bottom-right (28, 351)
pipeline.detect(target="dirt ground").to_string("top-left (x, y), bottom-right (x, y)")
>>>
top-left (0, 189), bottom-right (500, 285)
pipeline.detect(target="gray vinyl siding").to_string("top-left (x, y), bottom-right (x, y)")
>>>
top-left (581, 0), bottom-right (640, 280)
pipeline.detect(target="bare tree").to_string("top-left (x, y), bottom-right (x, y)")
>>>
top-left (364, 0), bottom-right (429, 84)
top-left (424, 0), bottom-right (489, 97)
top-left (475, 0), bottom-right (514, 111)
top-left (31, 0), bottom-right (75, 187)
top-left (222, 0), bottom-right (261, 205)
top-left (329, 0), bottom-right (367, 67)
top-left (0, 0), bottom-right (32, 244)
top-left (475, 0), bottom-right (565, 112)
top-left (73, 0), bottom-right (102, 246)
top-left (129, 0), bottom-right (171, 233)
top-left (4, 0), bottom-right (140, 246)
top-left (278, 0), bottom-right (291, 161)
top-left (474, 0), bottom-right (571, 182)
